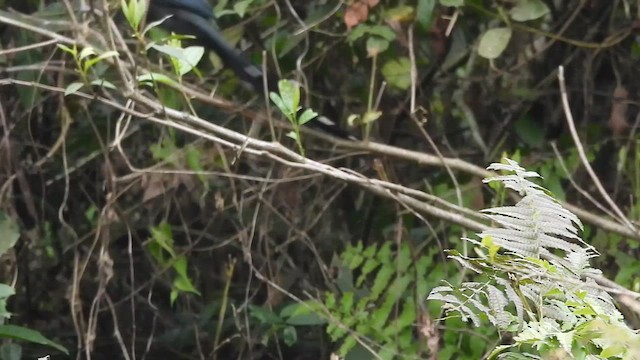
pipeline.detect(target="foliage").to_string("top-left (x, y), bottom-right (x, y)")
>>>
top-left (249, 300), bottom-right (328, 347)
top-left (147, 222), bottom-right (200, 304)
top-left (324, 241), bottom-right (433, 359)
top-left (0, 0), bottom-right (638, 359)
top-left (0, 213), bottom-right (68, 356)
top-left (269, 79), bottom-right (319, 155)
top-left (429, 159), bottom-right (640, 359)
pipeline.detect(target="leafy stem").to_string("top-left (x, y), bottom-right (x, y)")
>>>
top-left (269, 80), bottom-right (318, 156)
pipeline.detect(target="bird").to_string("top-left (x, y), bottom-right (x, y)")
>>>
top-left (146, 0), bottom-right (355, 139)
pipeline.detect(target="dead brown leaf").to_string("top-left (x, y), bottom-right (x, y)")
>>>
top-left (344, 1), bottom-right (369, 29)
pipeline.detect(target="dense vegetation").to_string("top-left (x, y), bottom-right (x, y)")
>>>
top-left (0, 0), bottom-right (639, 359)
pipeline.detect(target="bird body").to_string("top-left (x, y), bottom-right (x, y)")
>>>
top-left (147, 0), bottom-right (268, 91)
top-left (146, 0), bottom-right (354, 139)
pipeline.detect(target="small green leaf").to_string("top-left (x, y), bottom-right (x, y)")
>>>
top-left (286, 131), bottom-right (298, 140)
top-left (382, 56), bottom-right (412, 89)
top-left (514, 115), bottom-right (545, 147)
top-left (185, 146), bottom-right (203, 172)
top-left (282, 326), bottom-right (297, 346)
top-left (440, 0), bottom-right (464, 6)
top-left (149, 222), bottom-right (175, 257)
top-left (600, 345), bottom-right (624, 358)
top-left (509, 0), bottom-right (550, 22)
top-left (281, 301), bottom-right (328, 326)
top-left (56, 44), bottom-right (76, 55)
top-left (121, 0), bottom-right (134, 27)
top-left (367, 25), bottom-right (396, 41)
top-left (478, 27), bottom-right (512, 59)
top-left (366, 37), bottom-right (389, 57)
top-left (361, 110), bottom-right (382, 125)
top-left (89, 79), bottom-right (117, 90)
top-left (297, 108), bottom-right (318, 125)
top-left (233, 0), bottom-right (253, 17)
top-left (249, 305), bottom-right (283, 325)
top-left (78, 47), bottom-right (96, 60)
top-left (121, 0), bottom-right (148, 29)
top-left (177, 46), bottom-right (205, 75)
top-left (172, 274), bottom-right (200, 295)
top-left (64, 82), bottom-right (84, 96)
top-left (137, 72), bottom-right (179, 87)
top-left (133, 0), bottom-right (148, 27)
top-left (347, 24), bottom-right (396, 44)
top-left (416, 0), bottom-right (437, 29)
top-left (0, 325), bottom-right (68, 354)
top-left (84, 50), bottom-right (119, 71)
top-left (173, 256), bottom-right (188, 278)
top-left (277, 80), bottom-right (300, 116)
top-left (269, 93), bottom-right (288, 117)
top-left (384, 6), bottom-right (414, 22)
top-left (150, 43), bottom-right (204, 76)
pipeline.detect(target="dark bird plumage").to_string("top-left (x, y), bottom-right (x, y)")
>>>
top-left (147, 0), bottom-right (354, 139)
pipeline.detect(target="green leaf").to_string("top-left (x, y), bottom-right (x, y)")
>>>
top-left (269, 93), bottom-right (288, 117)
top-left (282, 326), bottom-right (297, 346)
top-left (285, 130), bottom-right (298, 140)
top-left (83, 50), bottom-right (119, 71)
top-left (121, 0), bottom-right (134, 28)
top-left (64, 82), bottom-right (84, 96)
top-left (366, 37), bottom-right (389, 57)
top-left (121, 0), bottom-right (148, 30)
top-left (370, 264), bottom-right (394, 299)
top-left (277, 80), bottom-right (300, 116)
top-left (416, 0), bottom-right (437, 29)
top-left (172, 256), bottom-right (188, 278)
top-left (297, 108), bottom-right (318, 125)
top-left (600, 345), bottom-right (624, 358)
top-left (249, 305), bottom-right (283, 325)
top-left (514, 115), bottom-right (545, 147)
top-left (347, 24), bottom-right (396, 44)
top-left (367, 25), bottom-right (396, 41)
top-left (89, 79), bottom-right (117, 90)
top-left (281, 301), bottom-right (328, 326)
top-left (509, 0), bottom-right (550, 22)
top-left (172, 274), bottom-right (200, 295)
top-left (133, 0), bottom-right (148, 28)
top-left (396, 244), bottom-right (411, 273)
top-left (149, 222), bottom-right (175, 258)
top-left (137, 72), bottom-right (179, 87)
top-left (0, 213), bottom-right (19, 257)
top-left (340, 292), bottom-right (355, 315)
top-left (233, 0), bottom-right (253, 18)
top-left (185, 146), bottom-right (204, 174)
top-left (478, 27), bottom-right (512, 59)
top-left (0, 325), bottom-right (68, 354)
top-left (440, 0), bottom-right (464, 6)
top-left (150, 43), bottom-right (187, 60)
top-left (78, 47), bottom-right (96, 60)
top-left (177, 46), bottom-right (205, 75)
top-left (150, 43), bottom-right (204, 76)
top-left (384, 6), bottom-right (414, 22)
top-left (56, 44), bottom-right (76, 56)
top-left (382, 57), bottom-right (412, 89)
top-left (357, 257), bottom-right (379, 287)
top-left (362, 111), bottom-right (383, 124)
